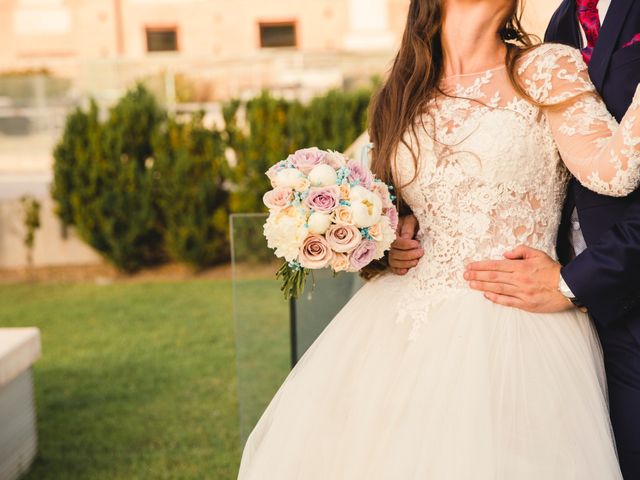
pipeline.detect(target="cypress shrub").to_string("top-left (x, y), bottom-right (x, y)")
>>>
top-left (52, 85), bottom-right (166, 272)
top-left (153, 114), bottom-right (231, 268)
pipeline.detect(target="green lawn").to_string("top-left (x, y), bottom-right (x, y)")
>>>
top-left (0, 278), bottom-right (288, 480)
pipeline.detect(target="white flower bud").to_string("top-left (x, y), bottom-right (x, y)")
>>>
top-left (308, 164), bottom-right (338, 187)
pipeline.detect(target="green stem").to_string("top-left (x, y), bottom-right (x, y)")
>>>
top-left (276, 262), bottom-right (310, 299)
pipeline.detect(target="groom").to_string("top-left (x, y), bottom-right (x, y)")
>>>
top-left (389, 0), bottom-right (640, 477)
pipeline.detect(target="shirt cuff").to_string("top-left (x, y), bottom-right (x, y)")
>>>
top-left (558, 274), bottom-right (576, 299)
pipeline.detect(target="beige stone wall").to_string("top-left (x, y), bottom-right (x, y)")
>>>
top-left (0, 0), bottom-right (561, 70)
top-left (0, 196), bottom-right (100, 269)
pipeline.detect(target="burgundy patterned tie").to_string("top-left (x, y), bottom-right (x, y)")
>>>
top-left (576, 0), bottom-right (601, 64)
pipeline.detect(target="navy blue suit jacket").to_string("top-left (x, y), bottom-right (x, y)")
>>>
top-left (545, 0), bottom-right (640, 342)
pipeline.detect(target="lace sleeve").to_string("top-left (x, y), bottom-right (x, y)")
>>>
top-left (520, 43), bottom-right (640, 197)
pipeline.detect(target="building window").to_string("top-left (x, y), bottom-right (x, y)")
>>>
top-left (146, 27), bottom-right (178, 52)
top-left (259, 22), bottom-right (297, 48)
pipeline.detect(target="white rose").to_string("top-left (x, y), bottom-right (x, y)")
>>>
top-left (307, 212), bottom-right (333, 234)
top-left (263, 206), bottom-right (309, 261)
top-left (275, 168), bottom-right (304, 188)
top-left (349, 185), bottom-right (382, 228)
top-left (308, 164), bottom-right (338, 187)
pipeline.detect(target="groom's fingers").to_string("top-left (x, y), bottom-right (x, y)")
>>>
top-left (483, 292), bottom-right (528, 310)
top-left (464, 270), bottom-right (515, 285)
top-left (468, 281), bottom-right (520, 297)
top-left (466, 259), bottom-right (520, 273)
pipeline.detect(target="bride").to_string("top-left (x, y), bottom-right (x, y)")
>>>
top-left (238, 0), bottom-right (640, 478)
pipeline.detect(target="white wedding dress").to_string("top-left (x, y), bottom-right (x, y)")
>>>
top-left (238, 44), bottom-right (640, 479)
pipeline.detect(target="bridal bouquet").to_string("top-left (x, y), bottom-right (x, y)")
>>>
top-left (263, 147), bottom-right (398, 299)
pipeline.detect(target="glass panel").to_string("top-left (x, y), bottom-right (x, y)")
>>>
top-left (230, 213), bottom-right (364, 447)
top-left (230, 213), bottom-right (289, 447)
top-left (292, 269), bottom-right (364, 364)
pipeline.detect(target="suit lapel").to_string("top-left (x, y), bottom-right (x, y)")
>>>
top-left (589, 0), bottom-right (634, 91)
top-left (551, 0), bottom-right (582, 48)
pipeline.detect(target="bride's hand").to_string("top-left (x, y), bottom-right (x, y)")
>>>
top-left (389, 214), bottom-right (424, 275)
top-left (464, 245), bottom-right (574, 313)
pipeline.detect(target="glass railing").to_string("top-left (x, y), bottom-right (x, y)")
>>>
top-left (230, 213), bottom-right (363, 446)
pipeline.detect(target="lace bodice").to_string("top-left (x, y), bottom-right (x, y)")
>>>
top-left (390, 44), bottom-right (640, 316)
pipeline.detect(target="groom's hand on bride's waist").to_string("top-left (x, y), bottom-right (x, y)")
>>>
top-left (389, 214), bottom-right (424, 275)
top-left (464, 245), bottom-right (574, 313)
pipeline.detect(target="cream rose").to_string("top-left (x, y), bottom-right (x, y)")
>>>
top-left (330, 252), bottom-right (350, 272)
top-left (293, 177), bottom-right (311, 193)
top-left (339, 183), bottom-right (351, 200)
top-left (299, 234), bottom-right (334, 269)
top-left (325, 224), bottom-right (362, 253)
top-left (367, 222), bottom-right (383, 241)
top-left (333, 205), bottom-right (353, 225)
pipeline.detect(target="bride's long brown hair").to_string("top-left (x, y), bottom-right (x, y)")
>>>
top-left (369, 0), bottom-right (538, 206)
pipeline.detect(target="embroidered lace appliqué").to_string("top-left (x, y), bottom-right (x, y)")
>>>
top-left (389, 43), bottom-right (640, 339)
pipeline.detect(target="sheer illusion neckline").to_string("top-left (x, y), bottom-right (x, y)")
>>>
top-left (442, 64), bottom-right (506, 80)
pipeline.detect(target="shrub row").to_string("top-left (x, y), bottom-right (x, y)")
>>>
top-left (52, 84), bottom-right (371, 272)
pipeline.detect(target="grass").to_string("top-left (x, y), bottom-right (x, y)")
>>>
top-left (0, 278), bottom-right (288, 480)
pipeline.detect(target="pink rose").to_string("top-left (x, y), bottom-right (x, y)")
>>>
top-left (305, 186), bottom-right (341, 213)
top-left (324, 151), bottom-right (347, 169)
top-left (348, 240), bottom-right (377, 271)
top-left (385, 206), bottom-right (399, 231)
top-left (325, 224), bottom-right (362, 253)
top-left (299, 234), bottom-right (334, 269)
top-left (266, 161), bottom-right (287, 185)
top-left (263, 187), bottom-right (293, 211)
top-left (289, 147), bottom-right (327, 175)
top-left (371, 181), bottom-right (393, 209)
top-left (346, 160), bottom-right (373, 188)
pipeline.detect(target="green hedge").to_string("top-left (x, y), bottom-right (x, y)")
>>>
top-left (53, 87), bottom-right (166, 272)
top-left (52, 84), bottom-right (372, 272)
top-left (153, 114), bottom-right (231, 268)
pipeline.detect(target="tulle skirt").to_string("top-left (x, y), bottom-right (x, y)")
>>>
top-left (238, 274), bottom-right (622, 479)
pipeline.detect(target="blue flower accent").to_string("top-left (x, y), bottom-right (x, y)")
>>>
top-left (360, 227), bottom-right (374, 241)
top-left (336, 166), bottom-right (351, 186)
top-left (288, 260), bottom-right (303, 271)
top-left (339, 200), bottom-right (351, 207)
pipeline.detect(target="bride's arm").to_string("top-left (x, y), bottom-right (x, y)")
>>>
top-left (521, 44), bottom-right (640, 197)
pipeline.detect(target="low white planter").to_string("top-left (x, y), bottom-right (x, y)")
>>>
top-left (0, 328), bottom-right (41, 480)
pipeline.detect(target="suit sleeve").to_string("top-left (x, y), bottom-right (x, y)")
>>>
top-left (561, 200), bottom-right (640, 325)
